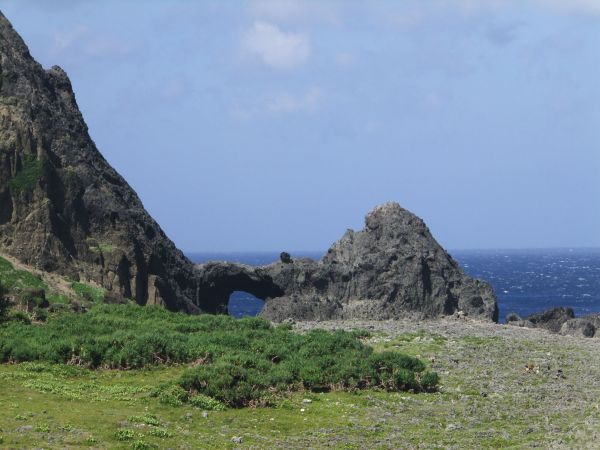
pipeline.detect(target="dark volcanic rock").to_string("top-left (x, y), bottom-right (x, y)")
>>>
top-left (0, 12), bottom-right (202, 312)
top-left (525, 307), bottom-right (575, 333)
top-left (258, 203), bottom-right (498, 322)
top-left (560, 318), bottom-right (596, 338)
top-left (505, 312), bottom-right (522, 322)
top-left (193, 203), bottom-right (498, 321)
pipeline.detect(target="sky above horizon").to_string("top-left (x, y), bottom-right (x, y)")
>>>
top-left (0, 0), bottom-right (598, 252)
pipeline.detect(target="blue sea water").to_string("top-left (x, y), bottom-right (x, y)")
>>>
top-left (188, 249), bottom-right (600, 322)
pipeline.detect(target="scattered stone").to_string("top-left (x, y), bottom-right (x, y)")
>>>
top-left (506, 320), bottom-right (535, 329)
top-left (302, 399), bottom-right (312, 404)
top-left (231, 436), bottom-right (243, 444)
top-left (202, 411), bottom-right (209, 418)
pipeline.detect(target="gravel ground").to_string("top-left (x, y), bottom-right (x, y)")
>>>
top-left (290, 317), bottom-right (600, 449)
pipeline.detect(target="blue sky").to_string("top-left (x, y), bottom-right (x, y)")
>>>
top-left (1, 0), bottom-right (598, 251)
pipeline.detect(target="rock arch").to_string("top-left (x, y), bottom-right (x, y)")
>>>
top-left (195, 262), bottom-right (285, 315)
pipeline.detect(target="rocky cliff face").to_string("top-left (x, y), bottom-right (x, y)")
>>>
top-left (196, 203), bottom-right (498, 322)
top-left (0, 12), bottom-right (201, 312)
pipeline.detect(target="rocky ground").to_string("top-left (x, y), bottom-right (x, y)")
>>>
top-left (293, 317), bottom-right (600, 449)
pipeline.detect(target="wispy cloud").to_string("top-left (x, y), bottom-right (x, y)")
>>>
top-left (484, 22), bottom-right (523, 46)
top-left (536, 0), bottom-right (600, 15)
top-left (448, 0), bottom-right (600, 15)
top-left (334, 52), bottom-right (356, 68)
top-left (241, 21), bottom-right (310, 70)
top-left (249, 0), bottom-right (339, 24)
top-left (50, 24), bottom-right (134, 60)
top-left (267, 87), bottom-right (320, 113)
top-left (231, 87), bottom-right (321, 119)
top-left (51, 24), bottom-right (88, 53)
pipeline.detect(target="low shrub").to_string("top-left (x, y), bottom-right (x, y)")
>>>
top-left (188, 393), bottom-right (226, 411)
top-left (0, 304), bottom-right (439, 406)
top-left (0, 284), bottom-right (8, 322)
top-left (154, 384), bottom-right (188, 406)
top-left (8, 153), bottom-right (45, 193)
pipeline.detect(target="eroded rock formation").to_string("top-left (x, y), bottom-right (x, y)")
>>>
top-left (195, 203), bottom-right (499, 322)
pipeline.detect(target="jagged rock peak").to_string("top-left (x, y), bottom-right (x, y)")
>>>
top-left (365, 201), bottom-right (424, 229)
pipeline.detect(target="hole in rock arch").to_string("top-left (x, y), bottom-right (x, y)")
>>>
top-left (228, 291), bottom-right (265, 318)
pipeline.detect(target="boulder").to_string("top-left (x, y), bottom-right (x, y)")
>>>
top-left (505, 312), bottom-right (522, 322)
top-left (560, 319), bottom-right (596, 338)
top-left (525, 307), bottom-right (575, 333)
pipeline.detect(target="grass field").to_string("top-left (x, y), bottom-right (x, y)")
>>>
top-left (2, 322), bottom-right (600, 449)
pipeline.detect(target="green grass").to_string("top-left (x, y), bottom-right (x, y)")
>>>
top-left (0, 330), bottom-right (596, 449)
top-left (7, 154), bottom-right (45, 193)
top-left (0, 304), bottom-right (437, 407)
top-left (89, 243), bottom-right (117, 254)
top-left (0, 257), bottom-right (46, 293)
top-left (71, 282), bottom-right (106, 303)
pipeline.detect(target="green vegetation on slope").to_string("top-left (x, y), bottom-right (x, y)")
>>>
top-left (0, 304), bottom-right (438, 407)
top-left (0, 257), bottom-right (46, 293)
top-left (7, 154), bottom-right (45, 193)
top-left (71, 282), bottom-right (106, 303)
top-left (0, 256), bottom-right (109, 322)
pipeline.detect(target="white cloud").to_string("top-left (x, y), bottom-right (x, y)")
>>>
top-left (51, 25), bottom-right (88, 53)
top-left (334, 52), bottom-right (356, 68)
top-left (242, 21), bottom-right (311, 70)
top-left (249, 0), bottom-right (339, 24)
top-left (267, 87), bottom-right (320, 113)
top-left (447, 0), bottom-right (600, 15)
top-left (250, 0), bottom-right (307, 21)
top-left (231, 87), bottom-right (321, 119)
top-left (536, 0), bottom-right (600, 15)
top-left (51, 25), bottom-right (133, 60)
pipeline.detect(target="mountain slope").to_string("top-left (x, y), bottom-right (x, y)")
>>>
top-left (0, 11), bottom-right (201, 312)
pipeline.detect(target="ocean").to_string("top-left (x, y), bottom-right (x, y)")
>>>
top-left (188, 249), bottom-right (600, 323)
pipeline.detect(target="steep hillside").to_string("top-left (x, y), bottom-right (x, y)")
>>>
top-left (0, 11), bottom-right (201, 312)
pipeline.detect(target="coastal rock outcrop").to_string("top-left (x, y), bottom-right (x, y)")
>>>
top-left (526, 307), bottom-right (575, 333)
top-left (193, 203), bottom-right (499, 322)
top-left (507, 307), bottom-right (599, 338)
top-left (258, 203), bottom-right (498, 322)
top-left (0, 12), bottom-right (202, 312)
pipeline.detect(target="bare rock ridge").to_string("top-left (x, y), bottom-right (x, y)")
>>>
top-left (0, 12), bottom-right (498, 321)
top-left (0, 11), bottom-right (201, 312)
top-left (197, 203), bottom-right (499, 322)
